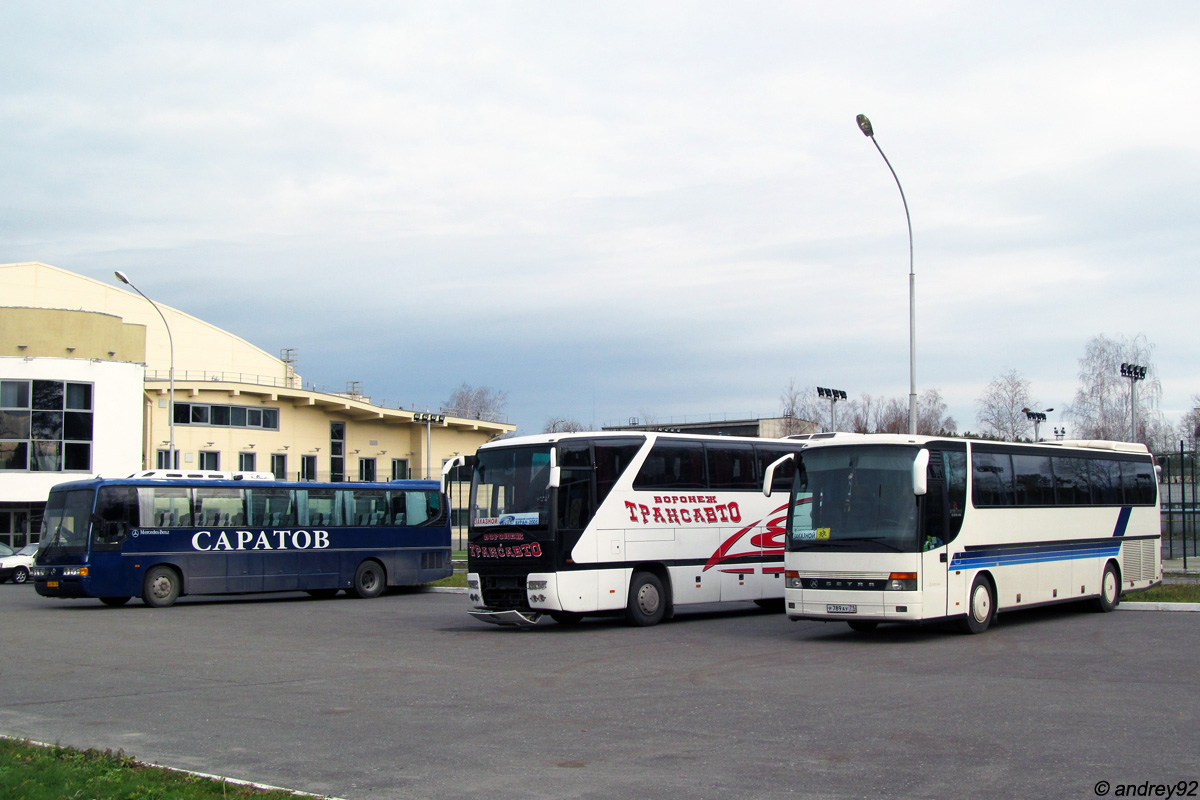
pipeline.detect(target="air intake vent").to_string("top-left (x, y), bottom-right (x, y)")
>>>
top-left (1121, 539), bottom-right (1156, 582)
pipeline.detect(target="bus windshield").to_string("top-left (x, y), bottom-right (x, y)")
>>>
top-left (470, 445), bottom-right (553, 531)
top-left (39, 488), bottom-right (94, 557)
top-left (790, 445), bottom-right (920, 553)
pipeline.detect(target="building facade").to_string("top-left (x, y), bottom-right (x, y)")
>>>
top-left (0, 262), bottom-right (514, 547)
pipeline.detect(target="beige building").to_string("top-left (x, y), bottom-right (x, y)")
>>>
top-left (0, 262), bottom-right (513, 547)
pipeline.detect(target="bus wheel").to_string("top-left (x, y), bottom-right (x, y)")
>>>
top-left (351, 560), bottom-right (386, 599)
top-left (961, 575), bottom-right (994, 634)
top-left (99, 596), bottom-right (131, 607)
top-left (1093, 562), bottom-right (1120, 613)
top-left (549, 611), bottom-right (584, 625)
top-left (848, 621), bottom-right (878, 633)
top-left (142, 566), bottom-right (181, 608)
top-left (625, 572), bottom-right (666, 627)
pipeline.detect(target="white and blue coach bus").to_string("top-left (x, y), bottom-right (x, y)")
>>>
top-left (763, 435), bottom-right (1161, 634)
top-left (32, 473), bottom-right (451, 607)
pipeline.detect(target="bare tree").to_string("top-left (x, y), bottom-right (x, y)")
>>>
top-left (780, 379), bottom-right (828, 432)
top-left (1178, 397), bottom-right (1200, 452)
top-left (916, 389), bottom-right (957, 436)
top-left (1065, 334), bottom-right (1163, 445)
top-left (543, 416), bottom-right (586, 433)
top-left (976, 368), bottom-right (1036, 441)
top-left (442, 383), bottom-right (509, 422)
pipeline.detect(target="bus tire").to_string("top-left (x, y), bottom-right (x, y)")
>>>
top-left (848, 621), bottom-right (879, 633)
top-left (351, 560), bottom-right (386, 599)
top-left (1093, 562), bottom-right (1120, 613)
top-left (961, 574), bottom-right (994, 634)
top-left (99, 596), bottom-right (131, 607)
top-left (142, 566), bottom-right (181, 608)
top-left (625, 571), bottom-right (666, 627)
top-left (549, 611), bottom-right (584, 625)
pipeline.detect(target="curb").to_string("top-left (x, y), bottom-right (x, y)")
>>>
top-left (1118, 602), bottom-right (1200, 612)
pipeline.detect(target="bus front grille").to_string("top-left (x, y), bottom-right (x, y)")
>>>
top-left (481, 574), bottom-right (528, 610)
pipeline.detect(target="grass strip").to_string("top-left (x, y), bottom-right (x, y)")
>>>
top-left (0, 738), bottom-right (325, 800)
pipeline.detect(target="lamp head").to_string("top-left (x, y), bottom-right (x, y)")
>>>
top-left (856, 114), bottom-right (874, 137)
top-left (115, 271), bottom-right (130, 285)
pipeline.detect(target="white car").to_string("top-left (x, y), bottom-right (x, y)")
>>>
top-left (0, 543), bottom-right (37, 585)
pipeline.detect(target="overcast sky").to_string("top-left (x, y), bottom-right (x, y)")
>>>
top-left (4, 2), bottom-right (1198, 436)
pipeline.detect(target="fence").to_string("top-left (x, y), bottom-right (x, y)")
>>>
top-left (1156, 446), bottom-right (1198, 562)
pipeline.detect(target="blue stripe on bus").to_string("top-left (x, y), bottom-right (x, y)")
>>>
top-left (949, 541), bottom-right (1121, 571)
top-left (1112, 506), bottom-right (1132, 537)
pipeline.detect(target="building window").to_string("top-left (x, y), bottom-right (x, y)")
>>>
top-left (301, 454), bottom-right (317, 481)
top-left (391, 458), bottom-right (409, 480)
top-left (1, 379), bottom-right (93, 473)
top-left (156, 449), bottom-right (181, 469)
top-left (330, 422), bottom-right (345, 483)
top-left (359, 457), bottom-right (377, 482)
top-left (271, 453), bottom-right (287, 480)
top-left (198, 451), bottom-right (220, 471)
top-left (239, 452), bottom-right (257, 472)
top-left (173, 402), bottom-right (280, 430)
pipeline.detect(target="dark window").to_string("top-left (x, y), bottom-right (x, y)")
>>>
top-left (210, 406), bottom-right (231, 426)
top-left (1012, 454), bottom-right (1054, 506)
top-left (593, 439), bottom-right (644, 507)
top-left (32, 381), bottom-right (63, 410)
top-left (301, 455), bottom-right (318, 481)
top-left (231, 406), bottom-right (247, 426)
top-left (706, 442), bottom-right (757, 490)
top-left (31, 411), bottom-right (63, 440)
top-left (271, 453), bottom-right (287, 480)
top-left (633, 441), bottom-right (706, 490)
top-left (65, 383), bottom-right (92, 410)
top-left (972, 451), bottom-right (1014, 506)
top-left (174, 403), bottom-right (191, 424)
top-left (63, 443), bottom-right (91, 471)
top-left (1053, 457), bottom-right (1090, 505)
top-left (1091, 459), bottom-right (1122, 504)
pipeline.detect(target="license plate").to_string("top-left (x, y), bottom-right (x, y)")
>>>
top-left (47, 581), bottom-right (59, 588)
top-left (827, 604), bottom-right (857, 614)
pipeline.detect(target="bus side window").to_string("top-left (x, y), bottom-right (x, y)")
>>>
top-left (944, 451), bottom-right (967, 540)
top-left (94, 486), bottom-right (138, 549)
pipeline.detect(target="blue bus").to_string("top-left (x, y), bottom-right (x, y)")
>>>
top-left (32, 474), bottom-right (452, 607)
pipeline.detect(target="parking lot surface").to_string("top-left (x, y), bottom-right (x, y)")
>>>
top-left (0, 585), bottom-right (1195, 800)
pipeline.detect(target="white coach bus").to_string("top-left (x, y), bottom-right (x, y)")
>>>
top-left (762, 434), bottom-right (1161, 634)
top-left (457, 431), bottom-right (805, 627)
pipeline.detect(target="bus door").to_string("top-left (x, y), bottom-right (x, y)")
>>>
top-left (920, 446), bottom-right (967, 621)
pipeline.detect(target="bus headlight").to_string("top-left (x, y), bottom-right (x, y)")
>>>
top-left (527, 580), bottom-right (548, 591)
top-left (32, 567), bottom-right (47, 578)
top-left (886, 572), bottom-right (917, 591)
top-left (466, 578), bottom-right (479, 590)
top-left (784, 570), bottom-right (802, 589)
top-left (62, 566), bottom-right (89, 577)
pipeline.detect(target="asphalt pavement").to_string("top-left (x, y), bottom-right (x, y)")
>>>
top-left (0, 584), bottom-right (1196, 800)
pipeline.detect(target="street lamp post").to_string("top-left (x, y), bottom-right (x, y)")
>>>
top-left (115, 271), bottom-right (176, 469)
top-left (1120, 363), bottom-right (1147, 443)
top-left (856, 114), bottom-right (916, 435)
top-left (817, 387), bottom-right (847, 432)
top-left (1022, 407), bottom-right (1054, 442)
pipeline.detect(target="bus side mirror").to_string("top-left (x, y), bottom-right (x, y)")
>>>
top-left (913, 449), bottom-right (930, 496)
top-left (762, 453), bottom-right (795, 497)
top-left (548, 447), bottom-right (561, 489)
top-left (442, 455), bottom-right (466, 494)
